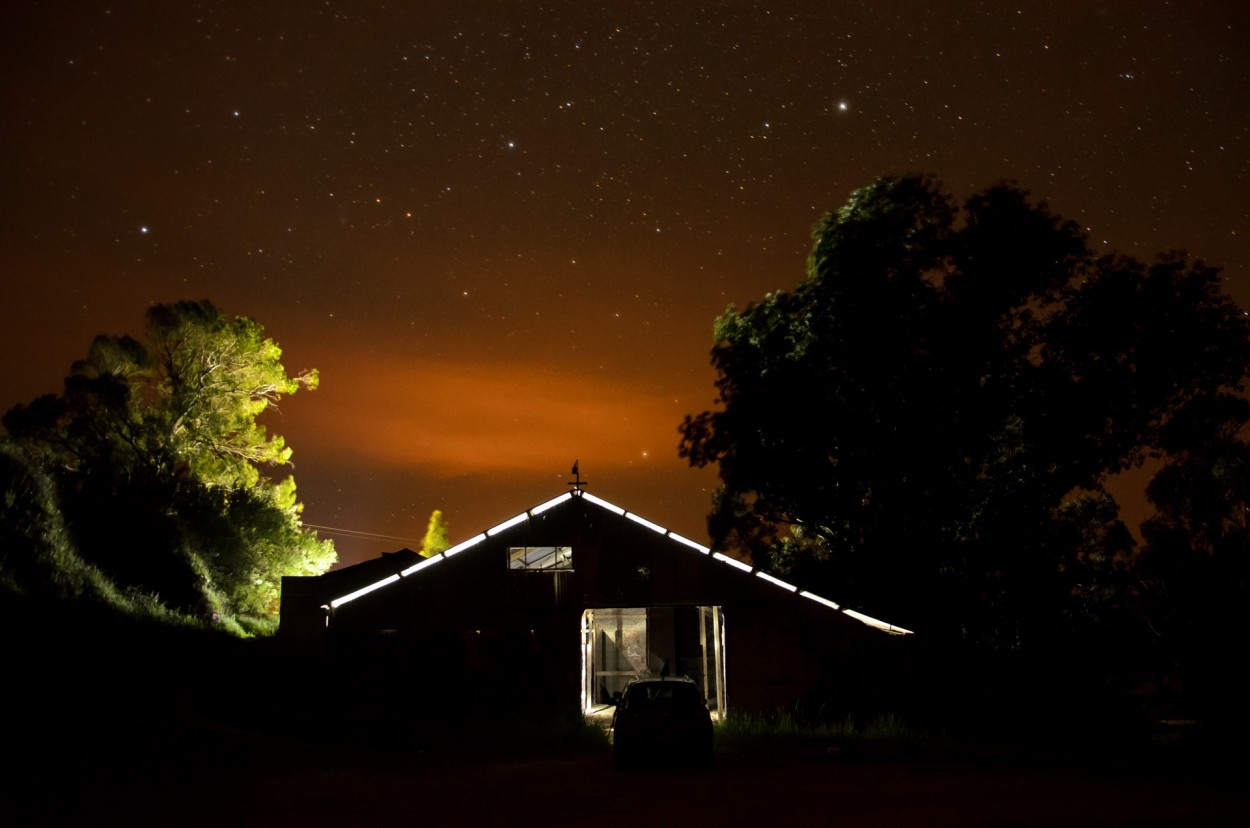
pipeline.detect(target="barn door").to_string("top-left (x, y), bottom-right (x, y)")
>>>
top-left (581, 606), bottom-right (724, 715)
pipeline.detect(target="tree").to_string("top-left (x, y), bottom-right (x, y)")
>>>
top-left (420, 509), bottom-right (451, 558)
top-left (680, 175), bottom-right (1250, 648)
top-left (1136, 394), bottom-right (1250, 724)
top-left (2, 300), bottom-right (335, 629)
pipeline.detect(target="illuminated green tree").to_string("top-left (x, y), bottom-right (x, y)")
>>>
top-left (420, 509), bottom-right (451, 557)
top-left (3, 300), bottom-right (335, 629)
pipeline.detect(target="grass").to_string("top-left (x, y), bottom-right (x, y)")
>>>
top-left (710, 705), bottom-right (1246, 778)
top-left (715, 709), bottom-right (934, 761)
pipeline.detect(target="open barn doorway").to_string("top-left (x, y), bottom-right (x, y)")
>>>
top-left (581, 606), bottom-right (725, 718)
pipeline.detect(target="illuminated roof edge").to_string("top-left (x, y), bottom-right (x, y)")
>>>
top-left (322, 487), bottom-right (912, 634)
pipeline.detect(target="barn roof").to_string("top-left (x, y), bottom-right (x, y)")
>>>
top-left (321, 488), bottom-right (912, 636)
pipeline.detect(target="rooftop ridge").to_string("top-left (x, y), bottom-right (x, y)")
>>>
top-left (322, 489), bottom-right (912, 635)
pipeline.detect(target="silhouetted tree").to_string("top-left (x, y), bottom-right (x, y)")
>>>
top-left (3, 300), bottom-right (335, 629)
top-left (680, 175), bottom-right (1250, 650)
top-left (1137, 394), bottom-right (1250, 726)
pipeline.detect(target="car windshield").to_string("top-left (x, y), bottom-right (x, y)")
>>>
top-left (627, 682), bottom-right (702, 708)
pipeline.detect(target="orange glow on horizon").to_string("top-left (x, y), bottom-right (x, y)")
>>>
top-left (291, 349), bottom-right (699, 477)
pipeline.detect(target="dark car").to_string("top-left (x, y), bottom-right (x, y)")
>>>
top-left (610, 676), bottom-right (713, 769)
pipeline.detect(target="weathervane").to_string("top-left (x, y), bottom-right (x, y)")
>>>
top-left (569, 460), bottom-right (587, 492)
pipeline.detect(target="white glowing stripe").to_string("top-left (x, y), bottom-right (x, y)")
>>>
top-left (712, 551), bottom-right (753, 572)
top-left (580, 491), bottom-right (626, 515)
top-left (625, 511), bottom-right (667, 534)
top-left (329, 574), bottom-right (401, 608)
top-left (799, 590), bottom-right (841, 610)
top-left (399, 555), bottom-right (444, 577)
top-left (841, 608), bottom-right (913, 635)
top-left (486, 512), bottom-right (528, 536)
top-left (530, 492), bottom-right (573, 515)
top-left (443, 533), bottom-right (486, 557)
top-left (755, 571), bottom-right (799, 592)
top-left (669, 533), bottom-right (711, 554)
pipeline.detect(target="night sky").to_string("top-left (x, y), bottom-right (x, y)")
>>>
top-left (3, 2), bottom-right (1247, 568)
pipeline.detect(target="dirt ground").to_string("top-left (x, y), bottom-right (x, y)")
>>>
top-left (28, 738), bottom-right (1249, 828)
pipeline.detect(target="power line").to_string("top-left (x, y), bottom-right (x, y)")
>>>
top-left (303, 523), bottom-right (423, 544)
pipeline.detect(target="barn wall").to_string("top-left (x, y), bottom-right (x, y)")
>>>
top-left (286, 493), bottom-right (909, 718)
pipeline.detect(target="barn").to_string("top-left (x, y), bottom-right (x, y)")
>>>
top-left (279, 485), bottom-right (912, 717)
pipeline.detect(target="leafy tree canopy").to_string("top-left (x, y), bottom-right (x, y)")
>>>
top-left (2, 300), bottom-right (335, 631)
top-left (680, 175), bottom-right (1250, 648)
top-left (420, 509), bottom-right (451, 558)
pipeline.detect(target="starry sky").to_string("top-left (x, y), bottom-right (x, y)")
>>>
top-left (3, 1), bottom-right (1247, 568)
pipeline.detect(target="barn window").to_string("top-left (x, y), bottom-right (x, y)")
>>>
top-left (508, 546), bottom-right (573, 571)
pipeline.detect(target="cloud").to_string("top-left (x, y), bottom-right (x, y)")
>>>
top-left (299, 351), bottom-right (686, 476)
